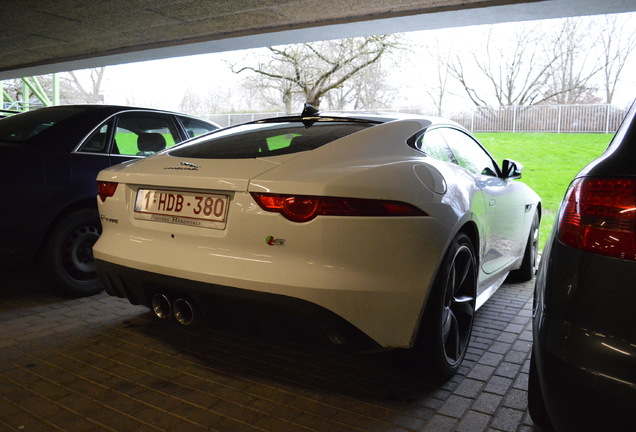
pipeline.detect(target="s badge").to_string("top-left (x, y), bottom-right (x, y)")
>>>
top-left (266, 236), bottom-right (285, 246)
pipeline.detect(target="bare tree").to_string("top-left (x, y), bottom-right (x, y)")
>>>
top-left (424, 38), bottom-right (454, 116)
top-left (178, 84), bottom-right (248, 118)
top-left (543, 18), bottom-right (602, 104)
top-left (321, 82), bottom-right (355, 111)
top-left (231, 35), bottom-right (401, 110)
top-left (63, 68), bottom-right (105, 103)
top-left (596, 14), bottom-right (636, 104)
top-left (240, 73), bottom-right (301, 113)
top-left (447, 16), bottom-right (635, 107)
top-left (323, 60), bottom-right (398, 110)
top-left (449, 25), bottom-right (560, 106)
top-left (179, 87), bottom-right (202, 114)
top-left (202, 85), bottom-right (244, 115)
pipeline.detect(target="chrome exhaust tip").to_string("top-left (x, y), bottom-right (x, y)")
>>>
top-left (173, 298), bottom-right (195, 325)
top-left (151, 293), bottom-right (172, 319)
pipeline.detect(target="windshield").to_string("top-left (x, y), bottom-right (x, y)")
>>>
top-left (170, 120), bottom-right (375, 159)
top-left (0, 107), bottom-right (84, 142)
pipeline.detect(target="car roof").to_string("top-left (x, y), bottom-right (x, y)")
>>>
top-left (9, 104), bottom-right (217, 121)
top-left (0, 104), bottom-right (217, 149)
top-left (22, 104), bottom-right (173, 116)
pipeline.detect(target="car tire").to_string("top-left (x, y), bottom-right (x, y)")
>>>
top-left (528, 351), bottom-right (554, 430)
top-left (417, 232), bottom-right (477, 378)
top-left (40, 208), bottom-right (103, 297)
top-left (510, 211), bottom-right (539, 282)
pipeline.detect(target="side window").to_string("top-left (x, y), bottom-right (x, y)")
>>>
top-left (178, 116), bottom-right (218, 138)
top-left (114, 113), bottom-right (181, 156)
top-left (416, 129), bottom-right (455, 163)
top-left (78, 120), bottom-right (112, 154)
top-left (440, 128), bottom-right (498, 176)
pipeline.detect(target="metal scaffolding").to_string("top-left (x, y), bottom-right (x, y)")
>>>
top-left (1, 74), bottom-right (59, 112)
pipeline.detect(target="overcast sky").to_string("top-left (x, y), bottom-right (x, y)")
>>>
top-left (100, 12), bottom-right (636, 113)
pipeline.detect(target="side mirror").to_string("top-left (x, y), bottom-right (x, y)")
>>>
top-left (501, 159), bottom-right (523, 179)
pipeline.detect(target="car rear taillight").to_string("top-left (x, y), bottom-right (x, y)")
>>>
top-left (558, 177), bottom-right (636, 260)
top-left (97, 181), bottom-right (118, 202)
top-left (251, 193), bottom-right (427, 223)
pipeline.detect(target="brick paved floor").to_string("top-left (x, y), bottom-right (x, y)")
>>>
top-left (0, 268), bottom-right (541, 432)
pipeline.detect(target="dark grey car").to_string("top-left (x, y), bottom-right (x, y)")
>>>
top-left (529, 100), bottom-right (636, 431)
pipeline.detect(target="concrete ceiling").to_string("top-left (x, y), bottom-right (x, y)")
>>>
top-left (1, 0), bottom-right (635, 80)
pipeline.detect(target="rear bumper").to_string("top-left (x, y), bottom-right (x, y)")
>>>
top-left (97, 259), bottom-right (381, 350)
top-left (533, 328), bottom-right (636, 432)
top-left (94, 204), bottom-right (450, 348)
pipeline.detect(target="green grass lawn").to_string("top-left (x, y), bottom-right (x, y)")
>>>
top-left (474, 132), bottom-right (613, 249)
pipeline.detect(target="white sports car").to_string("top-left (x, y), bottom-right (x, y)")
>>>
top-left (94, 105), bottom-right (540, 376)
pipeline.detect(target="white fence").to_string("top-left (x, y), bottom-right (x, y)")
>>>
top-left (208, 104), bottom-right (629, 133)
top-left (451, 104), bottom-right (627, 133)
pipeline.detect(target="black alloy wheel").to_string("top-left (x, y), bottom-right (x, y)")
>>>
top-left (418, 233), bottom-right (477, 377)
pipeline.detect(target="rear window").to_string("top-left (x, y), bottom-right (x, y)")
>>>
top-left (0, 107), bottom-right (84, 142)
top-left (169, 121), bottom-right (374, 159)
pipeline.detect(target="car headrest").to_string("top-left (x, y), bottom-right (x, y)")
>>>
top-left (137, 132), bottom-right (167, 153)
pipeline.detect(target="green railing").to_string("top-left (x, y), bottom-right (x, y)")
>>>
top-left (1, 74), bottom-right (59, 113)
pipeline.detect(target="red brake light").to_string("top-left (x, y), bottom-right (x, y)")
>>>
top-left (251, 193), bottom-right (426, 223)
top-left (558, 177), bottom-right (636, 260)
top-left (97, 181), bottom-right (118, 202)
top-left (281, 196), bottom-right (321, 222)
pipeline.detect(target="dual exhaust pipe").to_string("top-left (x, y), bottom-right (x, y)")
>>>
top-left (151, 293), bottom-right (195, 325)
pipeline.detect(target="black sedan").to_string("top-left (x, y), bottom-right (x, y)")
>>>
top-left (0, 109), bottom-right (20, 118)
top-left (529, 100), bottom-right (636, 431)
top-left (0, 105), bottom-right (219, 296)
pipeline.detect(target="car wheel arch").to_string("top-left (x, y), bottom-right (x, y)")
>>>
top-left (531, 201), bottom-right (543, 242)
top-left (459, 222), bottom-right (480, 268)
top-left (413, 220), bottom-right (480, 341)
top-left (38, 200), bottom-right (104, 297)
top-left (37, 198), bottom-right (99, 255)
top-left (422, 220), bottom-right (480, 301)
